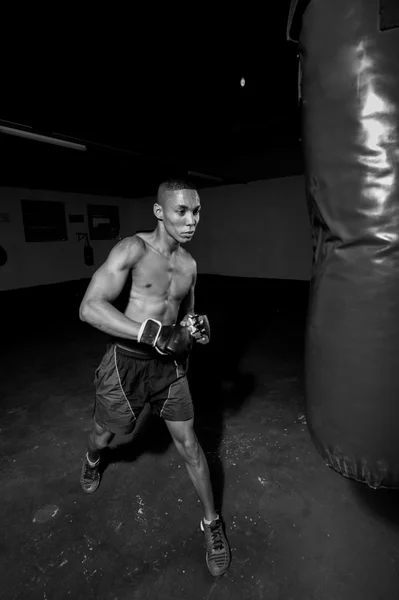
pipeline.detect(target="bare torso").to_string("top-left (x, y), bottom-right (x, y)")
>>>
top-left (124, 233), bottom-right (195, 325)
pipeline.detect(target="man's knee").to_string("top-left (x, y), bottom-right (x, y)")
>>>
top-left (91, 421), bottom-right (113, 449)
top-left (166, 419), bottom-right (201, 465)
top-left (180, 436), bottom-right (201, 466)
top-left (94, 433), bottom-right (112, 449)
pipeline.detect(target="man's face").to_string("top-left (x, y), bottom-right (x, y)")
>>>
top-left (158, 189), bottom-right (201, 243)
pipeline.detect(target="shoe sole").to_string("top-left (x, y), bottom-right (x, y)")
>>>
top-left (81, 479), bottom-right (101, 494)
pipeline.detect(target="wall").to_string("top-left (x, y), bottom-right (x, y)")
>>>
top-left (132, 175), bottom-right (313, 281)
top-left (0, 187), bottom-right (152, 292)
top-left (0, 175), bottom-right (312, 291)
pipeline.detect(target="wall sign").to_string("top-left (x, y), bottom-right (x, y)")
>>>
top-left (380, 0), bottom-right (399, 31)
top-left (69, 214), bottom-right (85, 223)
top-left (87, 204), bottom-right (120, 240)
top-left (21, 199), bottom-right (68, 242)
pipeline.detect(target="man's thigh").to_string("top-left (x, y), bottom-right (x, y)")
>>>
top-left (93, 344), bottom-right (148, 435)
top-left (149, 358), bottom-right (195, 422)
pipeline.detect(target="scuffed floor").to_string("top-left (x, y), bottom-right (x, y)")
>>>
top-left (1, 306), bottom-right (399, 600)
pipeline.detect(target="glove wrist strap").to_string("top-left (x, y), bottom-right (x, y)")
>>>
top-left (137, 318), bottom-right (162, 346)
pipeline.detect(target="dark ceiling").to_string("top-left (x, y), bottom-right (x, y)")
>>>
top-left (1, 4), bottom-right (302, 198)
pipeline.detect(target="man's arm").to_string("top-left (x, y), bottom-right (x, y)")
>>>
top-left (79, 236), bottom-right (145, 339)
top-left (179, 264), bottom-right (210, 345)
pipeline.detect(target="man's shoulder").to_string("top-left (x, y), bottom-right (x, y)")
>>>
top-left (135, 231), bottom-right (151, 244)
top-left (113, 235), bottom-right (147, 262)
top-left (120, 233), bottom-right (146, 250)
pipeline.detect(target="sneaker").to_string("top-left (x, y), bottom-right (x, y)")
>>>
top-left (80, 454), bottom-right (101, 494)
top-left (200, 516), bottom-right (231, 576)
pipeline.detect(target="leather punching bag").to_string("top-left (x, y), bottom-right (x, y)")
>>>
top-left (292, 0), bottom-right (399, 488)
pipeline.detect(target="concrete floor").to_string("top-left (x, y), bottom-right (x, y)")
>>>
top-left (1, 304), bottom-right (399, 600)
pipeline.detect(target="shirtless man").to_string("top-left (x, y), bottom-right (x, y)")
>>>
top-left (78, 179), bottom-right (231, 577)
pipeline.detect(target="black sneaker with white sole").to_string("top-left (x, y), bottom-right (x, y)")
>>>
top-left (80, 454), bottom-right (101, 494)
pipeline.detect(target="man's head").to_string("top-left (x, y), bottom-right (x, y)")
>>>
top-left (154, 179), bottom-right (201, 244)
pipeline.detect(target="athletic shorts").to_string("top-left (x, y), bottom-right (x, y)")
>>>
top-left (93, 340), bottom-right (194, 435)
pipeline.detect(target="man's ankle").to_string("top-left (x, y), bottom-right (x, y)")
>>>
top-left (203, 513), bottom-right (219, 525)
top-left (87, 450), bottom-right (100, 465)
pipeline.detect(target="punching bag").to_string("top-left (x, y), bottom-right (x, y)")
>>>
top-left (84, 236), bottom-right (94, 267)
top-left (291, 0), bottom-right (399, 488)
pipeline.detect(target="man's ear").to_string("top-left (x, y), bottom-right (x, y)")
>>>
top-left (153, 203), bottom-right (163, 221)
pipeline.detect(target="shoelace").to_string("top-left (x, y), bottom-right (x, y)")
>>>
top-left (84, 462), bottom-right (98, 481)
top-left (209, 522), bottom-right (224, 552)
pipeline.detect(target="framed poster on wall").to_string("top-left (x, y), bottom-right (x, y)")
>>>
top-left (87, 204), bottom-right (120, 240)
top-left (380, 0), bottom-right (399, 31)
top-left (21, 199), bottom-right (68, 242)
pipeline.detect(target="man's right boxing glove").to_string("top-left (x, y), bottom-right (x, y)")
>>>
top-left (137, 318), bottom-right (169, 355)
top-left (137, 319), bottom-right (192, 357)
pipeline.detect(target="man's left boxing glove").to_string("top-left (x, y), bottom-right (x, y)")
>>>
top-left (181, 313), bottom-right (211, 344)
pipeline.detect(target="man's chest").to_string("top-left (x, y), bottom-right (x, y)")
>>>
top-left (134, 252), bottom-right (193, 298)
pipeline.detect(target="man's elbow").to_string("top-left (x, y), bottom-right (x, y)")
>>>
top-left (79, 300), bottom-right (91, 322)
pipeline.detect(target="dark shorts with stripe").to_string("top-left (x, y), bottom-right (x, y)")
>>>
top-left (93, 339), bottom-right (194, 435)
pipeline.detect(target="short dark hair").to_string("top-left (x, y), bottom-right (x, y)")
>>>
top-left (157, 179), bottom-right (198, 206)
top-left (158, 178), bottom-right (197, 194)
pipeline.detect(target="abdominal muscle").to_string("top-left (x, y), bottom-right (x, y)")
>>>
top-left (124, 291), bottom-right (181, 326)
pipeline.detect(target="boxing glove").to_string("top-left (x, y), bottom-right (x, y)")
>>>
top-left (137, 319), bottom-right (193, 357)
